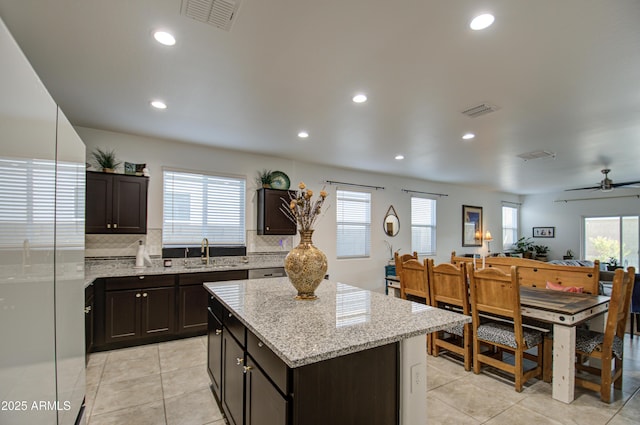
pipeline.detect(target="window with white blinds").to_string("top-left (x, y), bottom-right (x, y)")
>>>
top-left (163, 170), bottom-right (246, 246)
top-left (411, 197), bottom-right (436, 255)
top-left (336, 189), bottom-right (371, 258)
top-left (502, 205), bottom-right (518, 251)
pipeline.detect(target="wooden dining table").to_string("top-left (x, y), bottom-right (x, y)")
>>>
top-left (520, 286), bottom-right (610, 404)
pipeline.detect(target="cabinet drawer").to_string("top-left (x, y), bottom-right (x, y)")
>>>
top-left (247, 330), bottom-right (289, 395)
top-left (224, 309), bottom-right (246, 347)
top-left (208, 296), bottom-right (225, 323)
top-left (105, 274), bottom-right (176, 291)
top-left (179, 269), bottom-right (248, 286)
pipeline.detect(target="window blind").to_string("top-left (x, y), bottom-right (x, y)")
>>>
top-left (502, 206), bottom-right (518, 251)
top-left (163, 170), bottom-right (246, 245)
top-left (336, 189), bottom-right (371, 258)
top-left (411, 197), bottom-right (436, 255)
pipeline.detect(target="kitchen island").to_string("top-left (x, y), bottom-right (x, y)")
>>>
top-left (205, 277), bottom-right (469, 425)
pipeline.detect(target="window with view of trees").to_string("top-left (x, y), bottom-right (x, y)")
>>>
top-left (584, 216), bottom-right (639, 269)
top-left (502, 205), bottom-right (518, 251)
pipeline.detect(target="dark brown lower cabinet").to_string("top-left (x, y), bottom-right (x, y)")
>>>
top-left (245, 357), bottom-right (288, 425)
top-left (179, 285), bottom-right (208, 333)
top-left (207, 307), bottom-right (223, 400)
top-left (85, 283), bottom-right (95, 359)
top-left (208, 295), bottom-right (398, 425)
top-left (222, 332), bottom-right (245, 425)
top-left (105, 286), bottom-right (175, 344)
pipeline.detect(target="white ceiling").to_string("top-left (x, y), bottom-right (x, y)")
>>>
top-left (1, 0), bottom-right (639, 195)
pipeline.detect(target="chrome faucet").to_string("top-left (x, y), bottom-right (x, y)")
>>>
top-left (201, 238), bottom-right (210, 265)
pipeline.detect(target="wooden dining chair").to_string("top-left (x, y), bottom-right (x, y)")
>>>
top-left (400, 258), bottom-right (432, 353)
top-left (428, 259), bottom-right (472, 371)
top-left (575, 266), bottom-right (635, 402)
top-left (394, 251), bottom-right (418, 277)
top-left (469, 266), bottom-right (544, 392)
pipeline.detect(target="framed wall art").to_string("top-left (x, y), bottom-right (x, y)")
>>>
top-left (533, 227), bottom-right (555, 238)
top-left (462, 205), bottom-right (483, 247)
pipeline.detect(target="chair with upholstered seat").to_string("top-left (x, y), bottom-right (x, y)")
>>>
top-left (575, 266), bottom-right (635, 403)
top-left (469, 266), bottom-right (544, 392)
top-left (428, 259), bottom-right (472, 371)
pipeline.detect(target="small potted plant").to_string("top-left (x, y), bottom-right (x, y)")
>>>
top-left (256, 169), bottom-right (272, 188)
top-left (91, 147), bottom-right (121, 173)
top-left (563, 249), bottom-right (574, 260)
top-left (607, 257), bottom-right (620, 271)
top-left (533, 245), bottom-right (550, 262)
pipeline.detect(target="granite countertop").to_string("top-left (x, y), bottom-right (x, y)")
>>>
top-left (84, 256), bottom-right (285, 287)
top-left (205, 277), bottom-right (470, 368)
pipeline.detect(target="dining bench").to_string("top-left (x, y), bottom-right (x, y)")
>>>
top-left (451, 252), bottom-right (601, 295)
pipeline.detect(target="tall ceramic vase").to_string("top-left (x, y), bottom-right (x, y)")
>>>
top-left (284, 230), bottom-right (327, 300)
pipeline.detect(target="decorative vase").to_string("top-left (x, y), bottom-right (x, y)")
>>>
top-left (284, 230), bottom-right (327, 300)
top-left (102, 168), bottom-right (114, 173)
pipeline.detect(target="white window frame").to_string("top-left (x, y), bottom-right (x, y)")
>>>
top-left (162, 168), bottom-right (246, 246)
top-left (410, 196), bottom-right (437, 255)
top-left (336, 189), bottom-right (371, 259)
top-left (502, 205), bottom-right (519, 251)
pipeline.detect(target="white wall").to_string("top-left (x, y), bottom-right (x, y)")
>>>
top-left (521, 191), bottom-right (640, 260)
top-left (79, 126), bottom-right (520, 292)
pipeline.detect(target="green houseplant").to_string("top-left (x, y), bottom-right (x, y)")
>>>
top-left (607, 257), bottom-right (620, 271)
top-left (513, 237), bottom-right (534, 258)
top-left (256, 169), bottom-right (272, 188)
top-left (91, 147), bottom-right (121, 172)
top-left (533, 245), bottom-right (549, 262)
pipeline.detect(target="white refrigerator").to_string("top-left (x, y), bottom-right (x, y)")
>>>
top-left (0, 16), bottom-right (86, 425)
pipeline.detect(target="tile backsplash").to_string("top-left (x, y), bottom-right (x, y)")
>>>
top-left (85, 228), bottom-right (292, 258)
top-left (85, 228), bottom-right (162, 257)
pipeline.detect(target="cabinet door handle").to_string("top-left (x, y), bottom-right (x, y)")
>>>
top-left (243, 366), bottom-right (253, 374)
top-left (113, 223), bottom-right (118, 228)
top-left (138, 276), bottom-right (145, 280)
top-left (266, 226), bottom-right (270, 230)
top-left (142, 292), bottom-right (148, 297)
top-left (84, 306), bottom-right (92, 314)
top-left (215, 329), bottom-right (222, 335)
top-left (106, 223), bottom-right (111, 229)
top-left (236, 357), bottom-right (243, 365)
top-left (258, 341), bottom-right (264, 348)
top-left (136, 293), bottom-right (141, 298)
top-left (228, 313), bottom-right (232, 318)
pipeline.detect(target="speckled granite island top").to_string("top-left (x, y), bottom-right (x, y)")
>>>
top-left (204, 277), bottom-right (470, 368)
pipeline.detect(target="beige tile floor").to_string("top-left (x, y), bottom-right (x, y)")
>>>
top-left (85, 335), bottom-right (640, 425)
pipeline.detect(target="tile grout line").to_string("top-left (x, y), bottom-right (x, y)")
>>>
top-left (158, 343), bottom-right (170, 425)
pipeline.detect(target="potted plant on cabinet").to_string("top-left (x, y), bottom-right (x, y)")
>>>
top-left (256, 169), bottom-right (272, 188)
top-left (607, 257), bottom-right (620, 271)
top-left (533, 245), bottom-right (550, 262)
top-left (91, 147), bottom-right (121, 173)
top-left (563, 249), bottom-right (574, 260)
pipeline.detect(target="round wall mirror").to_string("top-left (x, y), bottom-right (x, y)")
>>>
top-left (383, 205), bottom-right (400, 237)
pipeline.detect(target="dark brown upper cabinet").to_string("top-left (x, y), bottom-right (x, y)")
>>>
top-left (86, 171), bottom-right (149, 234)
top-left (257, 188), bottom-right (296, 235)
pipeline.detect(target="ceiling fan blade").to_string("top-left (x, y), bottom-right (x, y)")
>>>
top-left (565, 185), bottom-right (601, 191)
top-left (611, 180), bottom-right (640, 188)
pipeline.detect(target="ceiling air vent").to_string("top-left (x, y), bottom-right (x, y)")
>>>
top-left (461, 102), bottom-right (500, 118)
top-left (181, 0), bottom-right (241, 32)
top-left (516, 150), bottom-right (557, 161)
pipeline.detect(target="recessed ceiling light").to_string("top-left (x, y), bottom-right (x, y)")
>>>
top-left (470, 14), bottom-right (495, 30)
top-left (150, 100), bottom-right (167, 109)
top-left (352, 94), bottom-right (367, 103)
top-left (298, 131), bottom-right (309, 139)
top-left (153, 31), bottom-right (176, 46)
top-left (395, 155), bottom-right (404, 160)
top-left (462, 133), bottom-right (475, 140)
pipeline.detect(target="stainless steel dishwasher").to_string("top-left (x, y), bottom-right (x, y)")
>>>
top-left (248, 267), bottom-right (286, 279)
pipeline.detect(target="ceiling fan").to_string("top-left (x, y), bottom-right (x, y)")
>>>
top-left (566, 169), bottom-right (640, 192)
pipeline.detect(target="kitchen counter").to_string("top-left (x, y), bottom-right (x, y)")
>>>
top-left (84, 255), bottom-right (285, 287)
top-left (205, 276), bottom-right (468, 425)
top-left (205, 276), bottom-right (468, 368)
